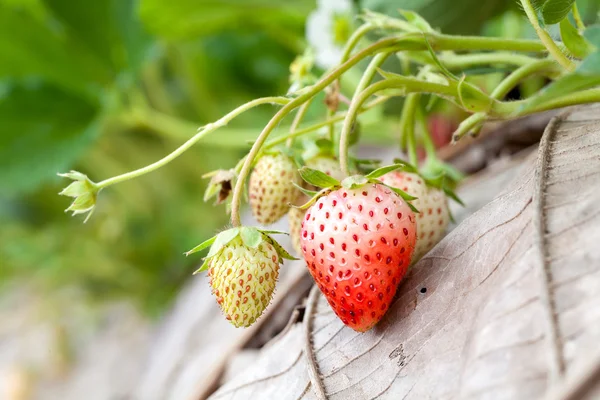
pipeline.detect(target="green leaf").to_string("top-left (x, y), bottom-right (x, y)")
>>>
top-left (519, 68), bottom-right (600, 113)
top-left (398, 9), bottom-right (433, 32)
top-left (186, 235), bottom-right (217, 256)
top-left (392, 159), bottom-right (419, 174)
top-left (584, 25), bottom-right (600, 48)
top-left (193, 259), bottom-right (210, 275)
top-left (422, 33), bottom-right (458, 81)
top-left (578, 52), bottom-right (600, 74)
top-left (362, 0), bottom-right (509, 35)
top-left (139, 0), bottom-right (312, 39)
top-left (292, 182), bottom-right (318, 198)
top-left (296, 188), bottom-right (330, 210)
top-left (341, 175), bottom-right (369, 189)
top-left (365, 164), bottom-right (405, 179)
top-left (444, 187), bottom-right (465, 207)
top-left (456, 75), bottom-right (492, 113)
top-left (0, 83), bottom-right (99, 196)
top-left (240, 227), bottom-right (262, 248)
top-left (541, 0), bottom-right (576, 25)
top-left (263, 234), bottom-right (297, 262)
top-left (560, 18), bottom-right (594, 58)
top-left (206, 227), bottom-right (240, 258)
top-left (0, 5), bottom-right (111, 94)
top-left (298, 167), bottom-right (341, 188)
top-left (381, 184), bottom-right (418, 202)
top-left (258, 229), bottom-right (289, 235)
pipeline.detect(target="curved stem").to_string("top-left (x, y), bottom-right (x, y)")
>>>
top-left (339, 52), bottom-right (392, 174)
top-left (572, 3), bottom-right (586, 31)
top-left (287, 100), bottom-right (312, 147)
top-left (453, 59), bottom-right (561, 141)
top-left (265, 96), bottom-right (389, 149)
top-left (437, 52), bottom-right (538, 69)
top-left (520, 0), bottom-right (575, 71)
top-left (341, 24), bottom-right (377, 63)
top-left (229, 36), bottom-right (412, 226)
top-left (340, 77), bottom-right (456, 174)
top-left (96, 97), bottom-right (289, 189)
top-left (402, 94), bottom-right (420, 166)
top-left (492, 59), bottom-right (560, 99)
top-left (416, 105), bottom-right (436, 158)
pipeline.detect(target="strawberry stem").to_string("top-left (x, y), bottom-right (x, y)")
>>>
top-left (519, 0), bottom-right (575, 71)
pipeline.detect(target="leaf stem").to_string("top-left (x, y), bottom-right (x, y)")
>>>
top-left (96, 97), bottom-right (289, 189)
top-left (264, 96), bottom-right (389, 149)
top-left (572, 3), bottom-right (586, 31)
top-left (519, 0), bottom-right (575, 71)
top-left (287, 100), bottom-right (312, 147)
top-left (402, 94), bottom-right (420, 167)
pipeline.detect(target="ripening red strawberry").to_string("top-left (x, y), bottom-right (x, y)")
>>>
top-left (379, 171), bottom-right (449, 262)
top-left (249, 154), bottom-right (301, 225)
top-left (300, 184), bottom-right (416, 332)
top-left (289, 156), bottom-right (344, 255)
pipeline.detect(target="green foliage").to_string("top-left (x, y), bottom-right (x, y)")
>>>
top-left (0, 0), bottom-right (307, 314)
top-left (535, 0), bottom-right (576, 25)
top-left (560, 18), bottom-right (594, 58)
top-left (361, 0), bottom-right (509, 34)
top-left (139, 0), bottom-right (314, 40)
top-left (0, 83), bottom-right (99, 195)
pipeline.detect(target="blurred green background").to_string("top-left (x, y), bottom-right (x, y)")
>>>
top-left (1, 0), bottom-right (598, 318)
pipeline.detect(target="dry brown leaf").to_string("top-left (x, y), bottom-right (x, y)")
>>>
top-left (210, 105), bottom-right (600, 400)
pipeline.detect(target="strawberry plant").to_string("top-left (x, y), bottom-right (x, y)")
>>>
top-left (59, 0), bottom-right (600, 330)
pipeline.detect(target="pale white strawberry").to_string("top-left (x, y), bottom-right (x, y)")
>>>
top-left (249, 154), bottom-right (301, 225)
top-left (379, 171), bottom-right (449, 262)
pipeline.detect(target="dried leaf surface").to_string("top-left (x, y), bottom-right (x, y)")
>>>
top-left (211, 105), bottom-right (600, 400)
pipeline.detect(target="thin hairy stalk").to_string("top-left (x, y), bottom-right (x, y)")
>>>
top-left (287, 100), bottom-right (313, 147)
top-left (492, 88), bottom-right (600, 116)
top-left (264, 96), bottom-right (390, 149)
top-left (401, 93), bottom-right (420, 166)
top-left (416, 105), bottom-right (436, 158)
top-left (437, 52), bottom-right (539, 69)
top-left (96, 97), bottom-right (289, 189)
top-left (520, 0), bottom-right (575, 71)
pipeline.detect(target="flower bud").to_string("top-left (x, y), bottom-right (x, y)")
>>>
top-left (58, 171), bottom-right (99, 222)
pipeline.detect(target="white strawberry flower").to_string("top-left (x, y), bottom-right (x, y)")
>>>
top-left (306, 0), bottom-right (355, 70)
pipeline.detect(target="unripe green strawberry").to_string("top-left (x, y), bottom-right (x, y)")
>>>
top-left (300, 184), bottom-right (417, 332)
top-left (379, 171), bottom-right (449, 262)
top-left (207, 236), bottom-right (279, 327)
top-left (249, 154), bottom-right (301, 225)
top-left (187, 227), bottom-right (295, 328)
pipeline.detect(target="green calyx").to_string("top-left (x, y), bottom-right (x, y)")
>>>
top-left (391, 158), bottom-right (465, 215)
top-left (295, 164), bottom-right (420, 213)
top-left (186, 227), bottom-right (297, 274)
top-left (58, 171), bottom-right (100, 223)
